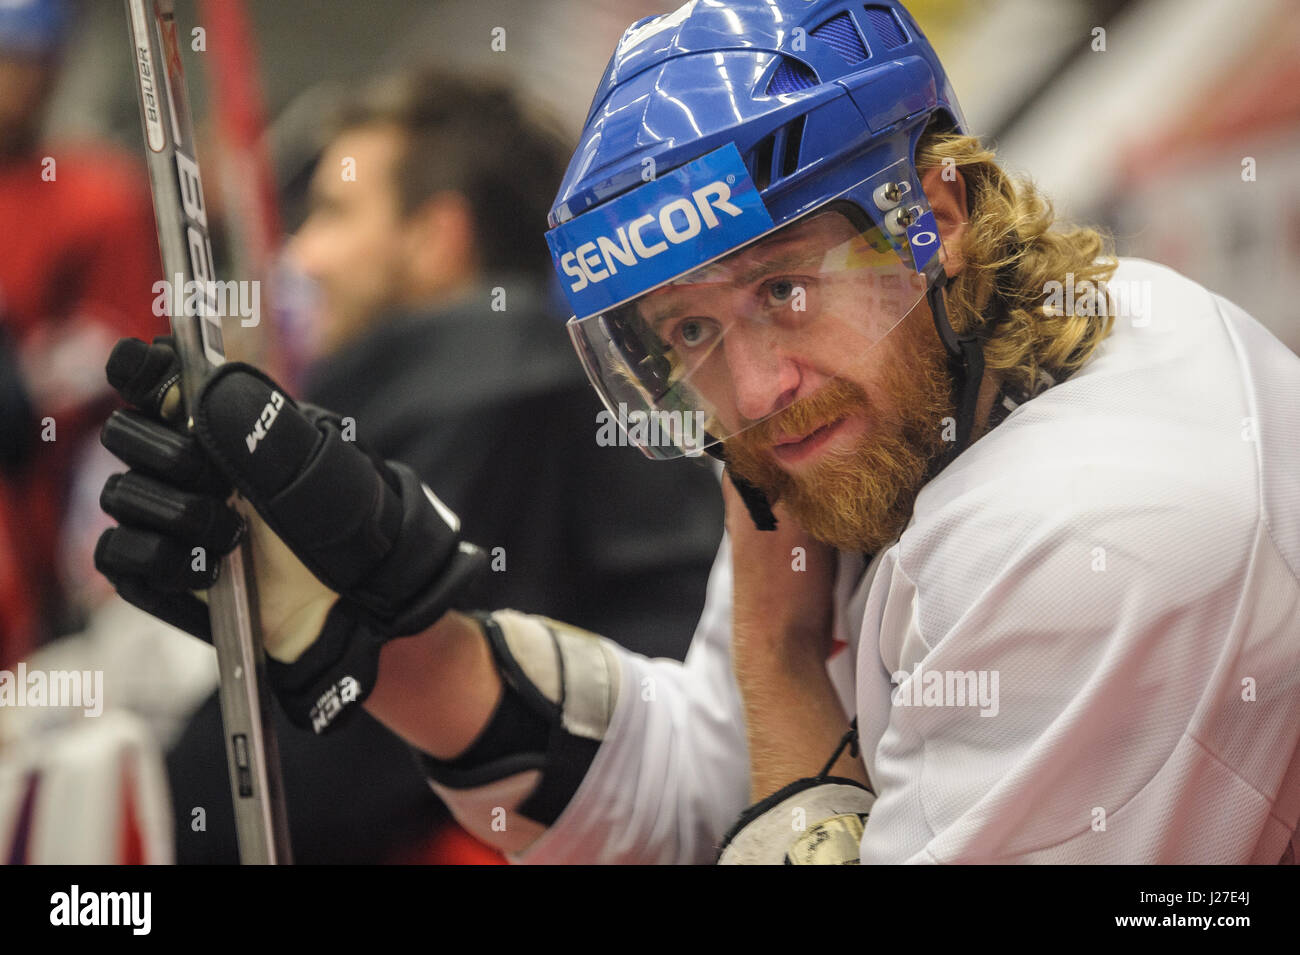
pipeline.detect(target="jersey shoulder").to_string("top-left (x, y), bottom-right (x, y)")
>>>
top-left (901, 257), bottom-right (1275, 635)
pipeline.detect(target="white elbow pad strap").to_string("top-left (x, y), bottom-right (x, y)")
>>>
top-left (716, 778), bottom-right (876, 865)
top-left (417, 610), bottom-right (621, 852)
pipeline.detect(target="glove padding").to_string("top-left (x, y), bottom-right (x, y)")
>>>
top-left (716, 777), bottom-right (876, 865)
top-left (95, 337), bottom-right (488, 733)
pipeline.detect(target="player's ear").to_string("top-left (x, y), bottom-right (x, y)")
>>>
top-left (919, 163), bottom-right (968, 278)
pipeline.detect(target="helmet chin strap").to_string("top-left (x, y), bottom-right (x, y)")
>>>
top-left (706, 270), bottom-right (986, 533)
top-left (925, 269), bottom-right (986, 481)
top-left (704, 443), bottom-right (780, 531)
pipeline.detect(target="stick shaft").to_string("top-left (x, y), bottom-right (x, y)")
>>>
top-left (123, 0), bottom-right (291, 865)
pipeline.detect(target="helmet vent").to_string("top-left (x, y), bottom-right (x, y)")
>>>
top-left (750, 134), bottom-right (775, 191)
top-left (779, 115), bottom-right (806, 179)
top-left (748, 113), bottom-right (808, 194)
top-left (864, 6), bottom-right (907, 50)
top-left (811, 13), bottom-right (868, 64)
top-left (766, 57), bottom-right (817, 96)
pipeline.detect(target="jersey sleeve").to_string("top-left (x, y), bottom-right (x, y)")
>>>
top-left (508, 532), bottom-right (750, 864)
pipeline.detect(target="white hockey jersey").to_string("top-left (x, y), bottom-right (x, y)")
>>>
top-left (512, 258), bottom-right (1300, 864)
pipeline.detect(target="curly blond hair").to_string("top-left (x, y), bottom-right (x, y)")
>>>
top-left (914, 129), bottom-right (1119, 398)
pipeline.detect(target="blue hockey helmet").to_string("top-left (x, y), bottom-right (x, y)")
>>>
top-left (548, 0), bottom-right (979, 475)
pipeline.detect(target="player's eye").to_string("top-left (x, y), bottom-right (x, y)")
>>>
top-left (673, 317), bottom-right (720, 350)
top-left (768, 279), bottom-right (796, 303)
top-left (762, 277), bottom-right (811, 311)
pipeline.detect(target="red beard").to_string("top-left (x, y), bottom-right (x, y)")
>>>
top-left (724, 315), bottom-right (955, 552)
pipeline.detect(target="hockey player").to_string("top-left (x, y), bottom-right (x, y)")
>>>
top-left (95, 0), bottom-right (1300, 863)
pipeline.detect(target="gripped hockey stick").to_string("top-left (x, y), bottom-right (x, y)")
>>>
top-left (124, 0), bottom-right (291, 864)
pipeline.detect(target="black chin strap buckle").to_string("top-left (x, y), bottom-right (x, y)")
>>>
top-left (704, 441), bottom-right (779, 531)
top-left (729, 470), bottom-right (779, 531)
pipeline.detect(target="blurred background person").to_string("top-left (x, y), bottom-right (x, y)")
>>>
top-left (0, 0), bottom-right (213, 865)
top-left (164, 68), bottom-right (725, 864)
top-left (0, 0), bottom-right (158, 662)
top-left (289, 69), bottom-right (723, 653)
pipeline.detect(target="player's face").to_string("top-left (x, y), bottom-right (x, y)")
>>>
top-left (570, 163), bottom-right (970, 549)
top-left (289, 123), bottom-right (411, 357)
top-left (639, 212), bottom-right (919, 454)
top-left (652, 215), bottom-right (956, 553)
top-left (724, 301), bottom-right (954, 553)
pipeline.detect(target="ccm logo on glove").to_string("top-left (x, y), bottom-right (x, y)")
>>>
top-left (245, 390), bottom-right (285, 454)
top-left (311, 674), bottom-right (362, 733)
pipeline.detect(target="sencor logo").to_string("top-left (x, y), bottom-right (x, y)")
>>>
top-left (559, 180), bottom-right (744, 293)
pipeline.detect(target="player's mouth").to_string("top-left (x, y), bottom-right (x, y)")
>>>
top-left (770, 415), bottom-right (855, 466)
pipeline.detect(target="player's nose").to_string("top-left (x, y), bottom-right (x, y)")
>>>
top-left (722, 319), bottom-right (799, 424)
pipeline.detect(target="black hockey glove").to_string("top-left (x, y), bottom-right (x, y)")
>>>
top-left (94, 336), bottom-right (488, 733)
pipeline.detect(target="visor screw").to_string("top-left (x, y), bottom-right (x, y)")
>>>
top-left (885, 204), bottom-right (917, 236)
top-left (873, 181), bottom-right (902, 211)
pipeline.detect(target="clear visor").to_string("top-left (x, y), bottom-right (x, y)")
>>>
top-left (567, 163), bottom-right (946, 459)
